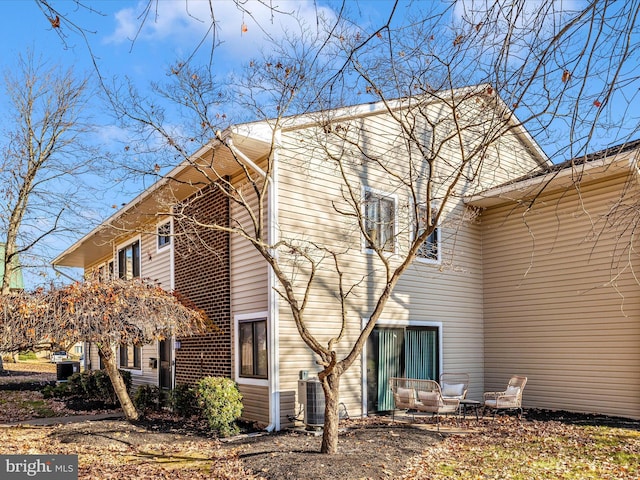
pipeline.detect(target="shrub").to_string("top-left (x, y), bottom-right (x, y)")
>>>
top-left (196, 377), bottom-right (243, 437)
top-left (134, 384), bottom-right (161, 412)
top-left (42, 369), bottom-right (132, 405)
top-left (170, 383), bottom-right (199, 417)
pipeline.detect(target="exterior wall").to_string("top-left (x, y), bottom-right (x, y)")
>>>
top-left (273, 105), bottom-right (544, 419)
top-left (229, 173), bottom-right (270, 423)
top-left (127, 344), bottom-right (159, 390)
top-left (83, 342), bottom-right (158, 390)
top-left (239, 383), bottom-right (271, 427)
top-left (174, 183), bottom-right (232, 385)
top-left (83, 219), bottom-right (174, 390)
top-left (142, 220), bottom-right (173, 290)
top-left (481, 172), bottom-right (640, 419)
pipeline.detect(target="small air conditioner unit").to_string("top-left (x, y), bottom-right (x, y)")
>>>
top-left (298, 378), bottom-right (325, 426)
top-left (56, 361), bottom-right (80, 382)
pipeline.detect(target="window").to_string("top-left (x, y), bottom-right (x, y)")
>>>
top-left (363, 190), bottom-right (396, 252)
top-left (416, 205), bottom-right (439, 261)
top-left (118, 240), bottom-right (140, 279)
top-left (119, 344), bottom-right (141, 370)
top-left (239, 319), bottom-right (268, 378)
top-left (157, 221), bottom-right (171, 249)
top-left (94, 260), bottom-right (114, 282)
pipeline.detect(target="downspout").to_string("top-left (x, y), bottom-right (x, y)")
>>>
top-left (223, 137), bottom-right (268, 179)
top-left (222, 131), bottom-right (280, 432)
top-left (265, 131), bottom-right (280, 432)
top-left (52, 264), bottom-right (81, 284)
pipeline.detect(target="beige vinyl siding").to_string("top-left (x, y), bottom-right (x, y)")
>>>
top-left (481, 172), bottom-right (640, 419)
top-left (229, 169), bottom-right (270, 424)
top-left (237, 383), bottom-right (270, 425)
top-left (398, 216), bottom-right (485, 400)
top-left (141, 220), bottom-right (172, 289)
top-left (85, 343), bottom-right (158, 390)
top-left (230, 174), bottom-right (268, 316)
top-left (125, 344), bottom-right (159, 390)
top-left (87, 343), bottom-right (100, 371)
top-left (279, 390), bottom-right (296, 428)
top-left (273, 106), bottom-right (543, 416)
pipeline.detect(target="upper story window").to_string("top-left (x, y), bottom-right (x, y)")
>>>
top-left (363, 189), bottom-right (396, 253)
top-left (118, 240), bottom-right (140, 279)
top-left (157, 221), bottom-right (171, 250)
top-left (416, 205), bottom-right (439, 262)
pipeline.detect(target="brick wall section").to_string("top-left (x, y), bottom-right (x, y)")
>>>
top-left (174, 182), bottom-right (232, 385)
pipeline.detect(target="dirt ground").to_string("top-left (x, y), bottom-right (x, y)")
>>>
top-left (48, 416), bottom-right (445, 479)
top-left (225, 418), bottom-right (445, 479)
top-left (2, 361), bottom-right (640, 480)
top-left (44, 408), bottom-right (640, 480)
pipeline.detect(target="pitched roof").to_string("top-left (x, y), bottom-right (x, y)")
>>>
top-left (466, 139), bottom-right (640, 207)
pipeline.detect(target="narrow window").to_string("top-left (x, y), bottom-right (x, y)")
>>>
top-left (416, 205), bottom-right (439, 261)
top-left (157, 222), bottom-right (171, 249)
top-left (132, 345), bottom-right (141, 369)
top-left (364, 190), bottom-right (396, 252)
top-left (118, 240), bottom-right (140, 279)
top-left (119, 344), bottom-right (141, 370)
top-left (119, 345), bottom-right (128, 368)
top-left (239, 319), bottom-right (268, 378)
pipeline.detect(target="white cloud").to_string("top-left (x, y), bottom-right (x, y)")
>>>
top-left (105, 0), bottom-right (337, 60)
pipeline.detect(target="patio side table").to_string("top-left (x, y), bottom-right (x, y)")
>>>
top-left (459, 399), bottom-right (481, 420)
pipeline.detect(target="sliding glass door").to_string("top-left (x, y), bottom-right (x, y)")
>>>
top-left (366, 325), bottom-right (439, 413)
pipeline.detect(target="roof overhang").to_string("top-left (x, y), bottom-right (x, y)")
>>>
top-left (465, 149), bottom-right (638, 208)
top-left (53, 128), bottom-right (272, 268)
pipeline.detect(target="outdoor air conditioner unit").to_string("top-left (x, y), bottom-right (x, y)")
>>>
top-left (56, 361), bottom-right (80, 382)
top-left (298, 378), bottom-right (325, 426)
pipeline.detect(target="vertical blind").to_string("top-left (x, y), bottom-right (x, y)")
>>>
top-left (375, 327), bottom-right (438, 411)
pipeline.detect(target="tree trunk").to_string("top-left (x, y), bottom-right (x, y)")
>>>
top-left (320, 371), bottom-right (341, 454)
top-left (98, 346), bottom-right (139, 421)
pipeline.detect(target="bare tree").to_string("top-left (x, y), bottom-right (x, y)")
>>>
top-left (104, 1), bottom-right (640, 454)
top-left (0, 288), bottom-right (50, 354)
top-left (47, 277), bottom-right (207, 421)
top-left (34, 0), bottom-right (298, 75)
top-left (0, 51), bottom-right (100, 296)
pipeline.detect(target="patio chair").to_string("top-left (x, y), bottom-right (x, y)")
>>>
top-left (483, 375), bottom-right (528, 418)
top-left (414, 379), bottom-right (460, 431)
top-left (439, 372), bottom-right (469, 400)
top-left (389, 377), bottom-right (417, 421)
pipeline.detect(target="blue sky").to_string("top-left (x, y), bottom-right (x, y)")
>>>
top-left (1, 1), bottom-right (637, 287)
top-left (0, 0), bottom-right (399, 287)
top-left (1, 0), bottom-right (396, 195)
top-left (3, 1), bottom-right (336, 85)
